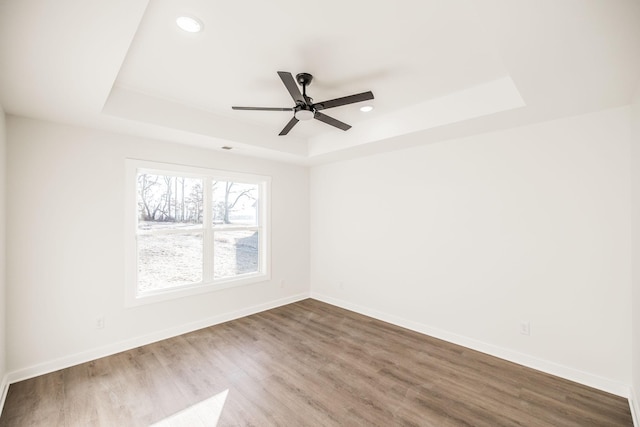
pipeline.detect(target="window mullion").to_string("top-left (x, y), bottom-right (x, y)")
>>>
top-left (137, 228), bottom-right (204, 236)
top-left (203, 177), bottom-right (213, 281)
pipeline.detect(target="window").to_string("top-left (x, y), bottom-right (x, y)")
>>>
top-left (125, 160), bottom-right (270, 305)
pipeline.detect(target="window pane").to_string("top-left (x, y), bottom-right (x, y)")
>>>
top-left (214, 230), bottom-right (259, 279)
top-left (212, 181), bottom-right (259, 226)
top-left (137, 173), bottom-right (203, 230)
top-left (137, 233), bottom-right (203, 292)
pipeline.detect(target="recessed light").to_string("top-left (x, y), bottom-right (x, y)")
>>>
top-left (360, 105), bottom-right (374, 112)
top-left (176, 16), bottom-right (203, 33)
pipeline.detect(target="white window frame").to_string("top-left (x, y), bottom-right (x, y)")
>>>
top-left (125, 159), bottom-right (271, 306)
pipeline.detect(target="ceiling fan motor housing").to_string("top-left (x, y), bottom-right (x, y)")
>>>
top-left (296, 73), bottom-right (313, 87)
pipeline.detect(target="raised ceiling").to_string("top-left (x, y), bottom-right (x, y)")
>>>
top-left (1, 0), bottom-right (639, 164)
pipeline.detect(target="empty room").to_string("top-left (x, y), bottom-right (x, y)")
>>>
top-left (1, 0), bottom-right (640, 425)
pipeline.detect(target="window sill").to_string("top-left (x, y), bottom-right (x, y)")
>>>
top-left (125, 272), bottom-right (270, 307)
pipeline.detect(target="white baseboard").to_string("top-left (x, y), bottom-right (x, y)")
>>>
top-left (310, 292), bottom-right (631, 398)
top-left (631, 388), bottom-right (640, 427)
top-left (5, 292), bottom-right (309, 386)
top-left (0, 373), bottom-right (8, 418)
top-left (2, 292), bottom-right (633, 419)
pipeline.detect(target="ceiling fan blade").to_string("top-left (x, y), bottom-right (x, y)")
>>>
top-left (279, 116), bottom-right (299, 135)
top-left (314, 112), bottom-right (351, 131)
top-left (278, 71), bottom-right (304, 104)
top-left (232, 106), bottom-right (293, 111)
top-left (313, 91), bottom-right (374, 110)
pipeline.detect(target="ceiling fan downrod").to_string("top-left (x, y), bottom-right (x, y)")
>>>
top-left (297, 73), bottom-right (313, 105)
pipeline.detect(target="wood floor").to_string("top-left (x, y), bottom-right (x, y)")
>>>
top-left (0, 299), bottom-right (633, 426)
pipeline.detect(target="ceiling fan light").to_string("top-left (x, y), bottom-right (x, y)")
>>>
top-left (176, 16), bottom-right (203, 33)
top-left (360, 105), bottom-right (374, 112)
top-left (295, 109), bottom-right (314, 121)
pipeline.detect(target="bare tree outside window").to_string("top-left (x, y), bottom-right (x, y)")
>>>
top-left (135, 172), bottom-right (264, 294)
top-left (212, 181), bottom-right (260, 279)
top-left (137, 173), bottom-right (203, 227)
top-left (136, 173), bottom-right (204, 292)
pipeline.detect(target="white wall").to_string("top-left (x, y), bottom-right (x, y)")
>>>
top-left (631, 79), bottom-right (640, 416)
top-left (310, 106), bottom-right (632, 395)
top-left (3, 104), bottom-right (636, 400)
top-left (5, 116), bottom-right (309, 378)
top-left (0, 105), bottom-right (6, 397)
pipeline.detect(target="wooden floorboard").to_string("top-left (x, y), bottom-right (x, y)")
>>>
top-left (0, 299), bottom-right (633, 426)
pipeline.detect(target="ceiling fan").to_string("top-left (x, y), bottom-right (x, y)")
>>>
top-left (232, 71), bottom-right (374, 136)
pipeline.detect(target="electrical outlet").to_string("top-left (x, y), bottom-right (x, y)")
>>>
top-left (338, 281), bottom-right (345, 290)
top-left (520, 321), bottom-right (530, 336)
top-left (279, 279), bottom-right (285, 288)
top-left (96, 317), bottom-right (105, 329)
